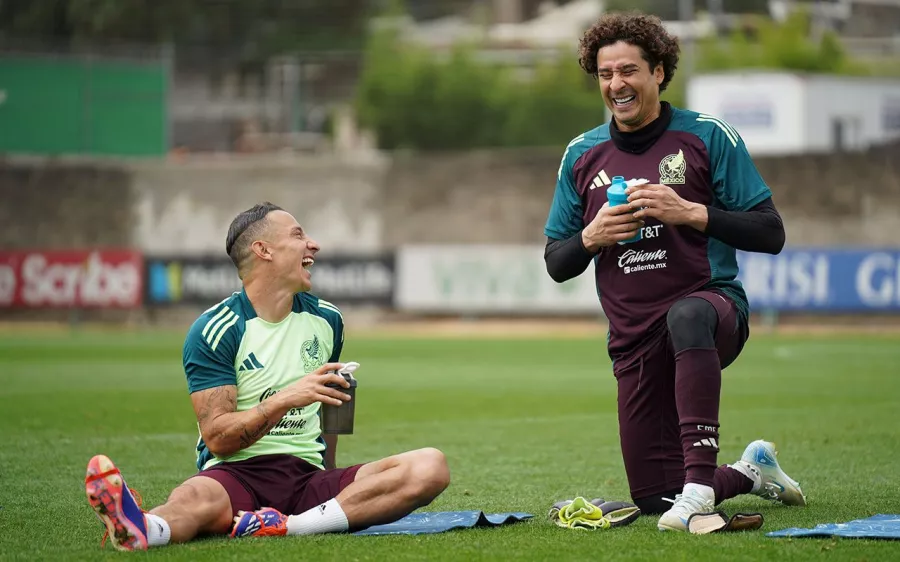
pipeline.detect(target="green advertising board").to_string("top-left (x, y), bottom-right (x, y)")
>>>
top-left (0, 55), bottom-right (168, 157)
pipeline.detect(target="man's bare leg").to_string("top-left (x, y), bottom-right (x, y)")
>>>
top-left (335, 447), bottom-right (451, 530)
top-left (149, 477), bottom-right (235, 542)
top-left (230, 447), bottom-right (451, 537)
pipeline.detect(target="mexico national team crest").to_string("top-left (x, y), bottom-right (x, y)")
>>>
top-left (301, 335), bottom-right (326, 372)
top-left (659, 149), bottom-right (686, 184)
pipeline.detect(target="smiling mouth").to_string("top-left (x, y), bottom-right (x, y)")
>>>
top-left (613, 95), bottom-right (636, 107)
top-left (302, 257), bottom-right (315, 269)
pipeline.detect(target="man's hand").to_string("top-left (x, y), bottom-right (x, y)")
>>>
top-left (277, 362), bottom-right (352, 409)
top-left (625, 183), bottom-right (708, 231)
top-left (582, 203), bottom-right (644, 252)
top-left (191, 363), bottom-right (352, 459)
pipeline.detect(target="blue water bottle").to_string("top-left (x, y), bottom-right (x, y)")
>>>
top-left (606, 175), bottom-right (642, 244)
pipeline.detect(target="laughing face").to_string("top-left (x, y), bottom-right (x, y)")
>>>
top-left (596, 40), bottom-right (664, 132)
top-left (262, 210), bottom-right (319, 293)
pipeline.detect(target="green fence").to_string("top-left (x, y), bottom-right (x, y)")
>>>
top-left (0, 55), bottom-right (168, 157)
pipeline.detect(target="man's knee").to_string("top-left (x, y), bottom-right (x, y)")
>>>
top-left (158, 477), bottom-right (233, 533)
top-left (405, 448), bottom-right (450, 502)
top-left (667, 297), bottom-right (718, 351)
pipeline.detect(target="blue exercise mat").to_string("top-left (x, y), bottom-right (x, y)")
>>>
top-left (352, 511), bottom-right (533, 536)
top-left (767, 514), bottom-right (900, 539)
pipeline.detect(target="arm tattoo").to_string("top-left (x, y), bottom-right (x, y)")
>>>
top-left (195, 386), bottom-right (279, 452)
top-left (198, 386), bottom-right (233, 425)
top-left (237, 402), bottom-right (278, 449)
top-left (197, 386), bottom-right (237, 444)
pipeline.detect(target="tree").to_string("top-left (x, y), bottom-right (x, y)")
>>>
top-left (697, 11), bottom-right (850, 74)
top-left (604, 0), bottom-right (679, 20)
top-left (603, 0), bottom-right (768, 20)
top-left (0, 0), bottom-right (372, 54)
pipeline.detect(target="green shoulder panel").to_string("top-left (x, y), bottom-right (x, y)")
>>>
top-left (543, 124), bottom-right (612, 240)
top-left (669, 107), bottom-right (772, 211)
top-left (183, 293), bottom-right (245, 393)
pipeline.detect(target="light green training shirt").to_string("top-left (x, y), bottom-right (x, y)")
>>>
top-left (182, 288), bottom-right (344, 471)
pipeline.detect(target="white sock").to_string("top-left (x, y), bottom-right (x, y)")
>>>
top-left (730, 460), bottom-right (762, 493)
top-left (683, 482), bottom-right (715, 501)
top-left (144, 513), bottom-right (171, 547)
top-left (286, 499), bottom-right (349, 536)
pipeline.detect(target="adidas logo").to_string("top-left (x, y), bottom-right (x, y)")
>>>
top-left (693, 438), bottom-right (719, 449)
top-left (238, 352), bottom-right (265, 372)
top-left (240, 517), bottom-right (261, 536)
top-left (590, 169), bottom-right (613, 190)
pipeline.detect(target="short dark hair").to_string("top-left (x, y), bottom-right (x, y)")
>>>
top-left (578, 12), bottom-right (680, 93)
top-left (225, 202), bottom-right (284, 272)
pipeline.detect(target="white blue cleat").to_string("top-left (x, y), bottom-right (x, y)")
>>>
top-left (657, 484), bottom-right (716, 532)
top-left (733, 439), bottom-right (807, 507)
top-left (658, 440), bottom-right (806, 532)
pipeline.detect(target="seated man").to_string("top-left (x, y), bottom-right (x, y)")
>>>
top-left (84, 202), bottom-right (450, 551)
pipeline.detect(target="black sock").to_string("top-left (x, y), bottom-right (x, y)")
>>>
top-left (633, 489), bottom-right (683, 515)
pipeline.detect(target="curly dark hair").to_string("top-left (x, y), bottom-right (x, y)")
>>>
top-left (578, 12), bottom-right (680, 93)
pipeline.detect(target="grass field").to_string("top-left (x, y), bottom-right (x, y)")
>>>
top-left (1, 326), bottom-right (899, 561)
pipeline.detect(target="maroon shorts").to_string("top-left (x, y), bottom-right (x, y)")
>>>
top-left (193, 454), bottom-right (364, 516)
top-left (613, 290), bottom-right (748, 499)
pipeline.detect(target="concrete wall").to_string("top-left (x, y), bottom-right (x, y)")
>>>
top-left (0, 162), bottom-right (134, 249)
top-left (127, 154), bottom-right (388, 256)
top-left (2, 140), bottom-right (899, 253)
top-left (382, 142), bottom-right (900, 247)
top-left (754, 141), bottom-right (900, 246)
top-left (381, 148), bottom-right (561, 246)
